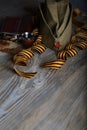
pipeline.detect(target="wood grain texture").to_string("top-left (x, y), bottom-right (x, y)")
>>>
top-left (0, 48), bottom-right (87, 130)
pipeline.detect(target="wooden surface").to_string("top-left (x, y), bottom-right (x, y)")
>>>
top-left (0, 47), bottom-right (87, 130)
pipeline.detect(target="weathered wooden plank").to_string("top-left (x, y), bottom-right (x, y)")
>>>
top-left (13, 63), bottom-right (87, 130)
top-left (0, 48), bottom-right (87, 130)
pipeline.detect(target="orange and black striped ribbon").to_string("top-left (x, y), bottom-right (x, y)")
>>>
top-left (41, 59), bottom-right (65, 70)
top-left (13, 24), bottom-right (87, 76)
top-left (32, 43), bottom-right (46, 54)
top-left (13, 33), bottom-right (46, 78)
top-left (74, 41), bottom-right (87, 49)
top-left (13, 49), bottom-right (37, 78)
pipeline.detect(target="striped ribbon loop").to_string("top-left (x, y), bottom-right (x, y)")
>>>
top-left (32, 28), bottom-right (39, 36)
top-left (76, 24), bottom-right (87, 32)
top-left (66, 44), bottom-right (73, 50)
top-left (13, 49), bottom-right (34, 65)
top-left (72, 32), bottom-right (87, 43)
top-left (58, 43), bottom-right (78, 60)
top-left (74, 42), bottom-right (87, 49)
top-left (71, 35), bottom-right (76, 43)
top-left (57, 48), bottom-right (78, 60)
top-left (13, 49), bottom-right (37, 78)
top-left (41, 60), bottom-right (65, 70)
top-left (66, 48), bottom-right (78, 57)
top-left (57, 50), bottom-right (67, 60)
top-left (36, 35), bottom-right (42, 43)
top-left (13, 66), bottom-right (37, 78)
top-left (76, 32), bottom-right (87, 41)
top-left (32, 44), bottom-right (46, 54)
top-left (13, 32), bottom-right (46, 78)
top-left (33, 35), bottom-right (43, 45)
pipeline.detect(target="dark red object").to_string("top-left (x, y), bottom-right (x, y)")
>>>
top-left (0, 15), bottom-right (34, 33)
top-left (22, 39), bottom-right (34, 48)
top-left (54, 42), bottom-right (61, 49)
